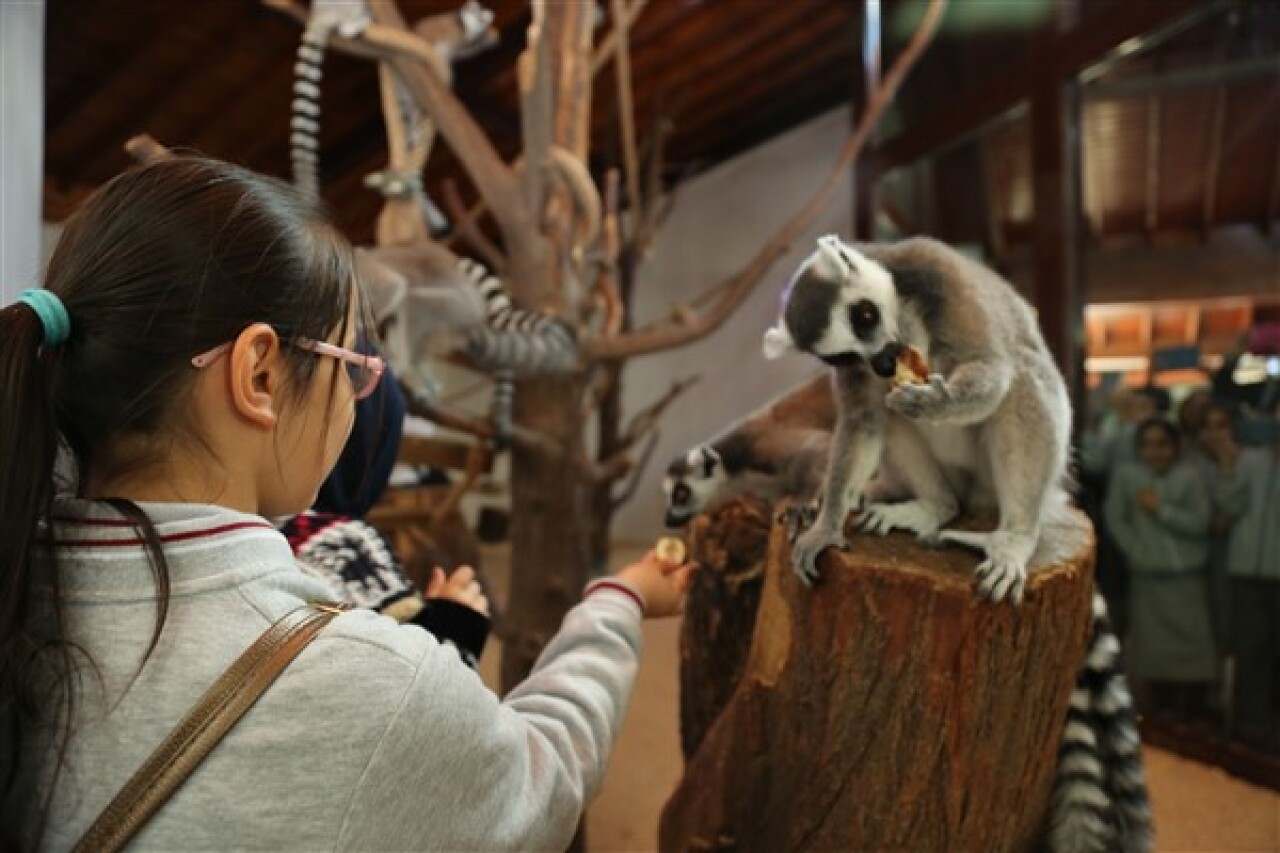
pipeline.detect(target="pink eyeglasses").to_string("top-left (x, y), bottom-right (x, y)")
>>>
top-left (191, 338), bottom-right (386, 400)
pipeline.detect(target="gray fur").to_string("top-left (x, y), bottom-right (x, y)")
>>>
top-left (764, 235), bottom-right (1150, 852)
top-left (765, 235), bottom-right (1072, 604)
top-left (662, 375), bottom-right (837, 529)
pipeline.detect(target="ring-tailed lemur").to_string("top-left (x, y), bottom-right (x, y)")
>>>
top-left (456, 258), bottom-right (577, 440)
top-left (764, 234), bottom-right (1071, 603)
top-left (662, 374), bottom-right (837, 528)
top-left (1050, 590), bottom-right (1152, 853)
top-left (291, 0), bottom-right (372, 201)
top-left (357, 247), bottom-right (579, 439)
top-left (763, 235), bottom-right (1150, 852)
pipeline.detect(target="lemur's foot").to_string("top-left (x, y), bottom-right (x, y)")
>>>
top-left (857, 500), bottom-right (945, 543)
top-left (791, 523), bottom-right (846, 587)
top-left (972, 530), bottom-right (1036, 604)
top-left (885, 374), bottom-right (950, 420)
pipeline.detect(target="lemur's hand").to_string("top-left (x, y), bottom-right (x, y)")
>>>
top-left (791, 521), bottom-right (845, 586)
top-left (885, 373), bottom-right (950, 419)
top-left (780, 500), bottom-right (821, 544)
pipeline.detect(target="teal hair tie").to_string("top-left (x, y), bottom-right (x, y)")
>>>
top-left (18, 288), bottom-right (72, 347)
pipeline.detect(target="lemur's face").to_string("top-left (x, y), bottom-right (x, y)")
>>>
top-left (662, 445), bottom-right (726, 528)
top-left (763, 236), bottom-right (902, 377)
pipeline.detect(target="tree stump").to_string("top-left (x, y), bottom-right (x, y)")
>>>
top-left (661, 505), bottom-right (1096, 853)
top-left (679, 496), bottom-right (773, 759)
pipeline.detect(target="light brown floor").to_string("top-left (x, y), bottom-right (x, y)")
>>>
top-left (477, 544), bottom-right (1280, 852)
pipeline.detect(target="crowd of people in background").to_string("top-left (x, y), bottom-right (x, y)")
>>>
top-left (1079, 349), bottom-right (1280, 756)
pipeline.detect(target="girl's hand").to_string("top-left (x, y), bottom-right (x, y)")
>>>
top-left (1137, 486), bottom-right (1161, 514)
top-left (426, 565), bottom-right (490, 617)
top-left (614, 550), bottom-right (697, 619)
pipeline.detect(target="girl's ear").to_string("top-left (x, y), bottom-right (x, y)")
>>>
top-left (228, 323), bottom-right (283, 429)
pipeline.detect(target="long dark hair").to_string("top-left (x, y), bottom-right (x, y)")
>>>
top-left (0, 157), bottom-right (357, 840)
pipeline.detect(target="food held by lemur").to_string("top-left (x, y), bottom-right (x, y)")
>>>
top-left (892, 345), bottom-right (929, 387)
top-left (655, 536), bottom-right (688, 565)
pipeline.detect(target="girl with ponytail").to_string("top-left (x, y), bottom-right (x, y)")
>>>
top-left (0, 157), bottom-right (691, 851)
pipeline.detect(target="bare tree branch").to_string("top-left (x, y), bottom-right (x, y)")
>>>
top-left (519, 1), bottom-right (553, 215)
top-left (634, 113), bottom-right (675, 251)
top-left (621, 373), bottom-right (700, 451)
top-left (594, 169), bottom-right (625, 336)
top-left (401, 384), bottom-right (561, 458)
top-left (592, 0), bottom-right (650, 76)
top-left (609, 429), bottom-right (659, 510)
top-left (442, 179), bottom-right (508, 273)
top-left (610, 0), bottom-right (643, 228)
top-left (264, 0), bottom-right (533, 246)
top-left (582, 0), bottom-right (948, 362)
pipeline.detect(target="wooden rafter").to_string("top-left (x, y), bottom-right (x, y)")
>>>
top-left (1084, 102), bottom-right (1106, 241)
top-left (1144, 94), bottom-right (1161, 240)
top-left (584, 0), bottom-right (947, 361)
top-left (1269, 125), bottom-right (1280, 237)
top-left (1201, 84), bottom-right (1229, 239)
top-left (872, 0), bottom-right (1201, 170)
top-left (610, 0), bottom-right (644, 223)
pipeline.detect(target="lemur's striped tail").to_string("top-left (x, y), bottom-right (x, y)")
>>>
top-left (290, 22), bottom-right (328, 200)
top-left (457, 258), bottom-right (579, 376)
top-left (291, 3), bottom-right (371, 199)
top-left (1048, 591), bottom-right (1152, 853)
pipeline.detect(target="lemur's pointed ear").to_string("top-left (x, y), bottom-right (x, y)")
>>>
top-left (763, 325), bottom-right (794, 360)
top-left (700, 446), bottom-right (721, 477)
top-left (813, 235), bottom-right (850, 281)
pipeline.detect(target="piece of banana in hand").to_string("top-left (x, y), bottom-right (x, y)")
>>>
top-left (655, 536), bottom-right (688, 565)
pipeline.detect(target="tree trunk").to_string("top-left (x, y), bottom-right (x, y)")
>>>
top-left (661, 507), bottom-right (1096, 853)
top-left (501, 0), bottom-right (596, 694)
top-left (678, 496), bottom-right (772, 760)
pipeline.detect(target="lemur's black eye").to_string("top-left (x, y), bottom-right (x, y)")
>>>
top-left (850, 300), bottom-right (880, 339)
top-left (673, 484), bottom-right (691, 506)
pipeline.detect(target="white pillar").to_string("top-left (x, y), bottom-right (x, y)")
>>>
top-left (1, 1), bottom-right (46, 307)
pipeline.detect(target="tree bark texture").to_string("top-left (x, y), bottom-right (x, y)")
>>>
top-left (678, 496), bottom-right (772, 760)
top-left (661, 507), bottom-right (1096, 853)
top-left (501, 0), bottom-right (596, 694)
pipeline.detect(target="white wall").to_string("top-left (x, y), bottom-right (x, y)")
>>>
top-left (1, 1), bottom-right (45, 306)
top-left (612, 107), bottom-right (855, 543)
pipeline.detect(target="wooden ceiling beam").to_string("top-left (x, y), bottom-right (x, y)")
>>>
top-left (1084, 102), bottom-right (1106, 242)
top-left (872, 0), bottom-right (1204, 171)
top-left (658, 19), bottom-right (854, 163)
top-left (1201, 84), bottom-right (1228, 239)
top-left (1268, 124), bottom-right (1280, 237)
top-left (1143, 94), bottom-right (1161, 240)
top-left (45, 2), bottom-right (166, 127)
top-left (587, 0), bottom-right (845, 150)
top-left (675, 70), bottom-right (848, 175)
top-left (48, 3), bottom-right (250, 181)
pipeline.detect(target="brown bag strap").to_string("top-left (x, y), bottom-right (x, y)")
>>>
top-left (73, 602), bottom-right (347, 853)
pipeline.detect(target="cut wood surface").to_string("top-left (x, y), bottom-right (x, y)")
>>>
top-left (663, 501), bottom-right (1096, 852)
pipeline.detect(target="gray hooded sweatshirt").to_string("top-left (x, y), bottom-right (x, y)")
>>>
top-left (3, 500), bottom-right (644, 851)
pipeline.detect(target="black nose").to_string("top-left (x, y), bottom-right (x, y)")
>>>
top-left (870, 343), bottom-right (902, 378)
top-left (664, 510), bottom-right (689, 529)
